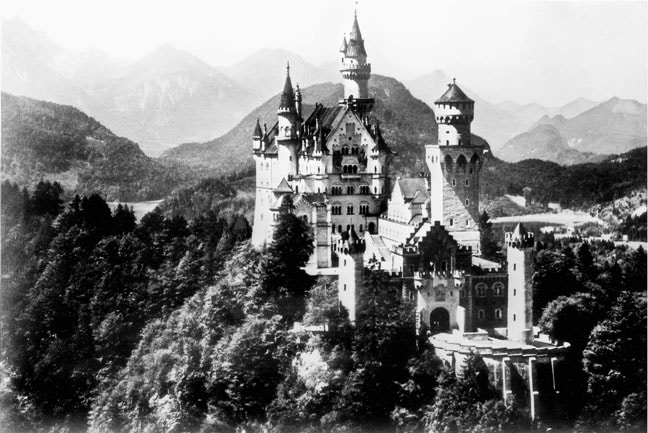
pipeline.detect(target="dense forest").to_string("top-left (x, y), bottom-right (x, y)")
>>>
top-left (480, 147), bottom-right (647, 209)
top-left (1, 181), bottom-right (645, 433)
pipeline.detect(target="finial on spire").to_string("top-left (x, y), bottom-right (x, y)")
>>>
top-left (453, 78), bottom-right (456, 84)
top-left (286, 61), bottom-right (290, 76)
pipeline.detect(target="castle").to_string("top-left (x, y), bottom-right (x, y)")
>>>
top-left (252, 11), bottom-right (568, 419)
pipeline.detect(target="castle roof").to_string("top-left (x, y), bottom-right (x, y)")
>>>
top-left (279, 64), bottom-right (295, 110)
top-left (344, 12), bottom-right (367, 59)
top-left (274, 178), bottom-right (293, 194)
top-left (512, 222), bottom-right (528, 239)
top-left (394, 177), bottom-right (428, 203)
top-left (435, 81), bottom-right (474, 104)
top-left (252, 118), bottom-right (262, 138)
top-left (339, 36), bottom-right (348, 53)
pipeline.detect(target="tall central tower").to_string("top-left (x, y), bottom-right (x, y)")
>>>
top-left (426, 80), bottom-right (484, 253)
top-left (339, 11), bottom-right (373, 114)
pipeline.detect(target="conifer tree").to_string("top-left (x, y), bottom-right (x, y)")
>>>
top-left (262, 195), bottom-right (314, 322)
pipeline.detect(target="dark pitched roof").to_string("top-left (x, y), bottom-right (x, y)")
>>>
top-left (252, 118), bottom-right (262, 138)
top-left (301, 104), bottom-right (345, 154)
top-left (279, 65), bottom-right (295, 110)
top-left (339, 36), bottom-right (348, 53)
top-left (345, 13), bottom-right (367, 59)
top-left (260, 122), bottom-right (279, 155)
top-left (395, 177), bottom-right (428, 202)
top-left (274, 178), bottom-right (293, 193)
top-left (435, 82), bottom-right (474, 104)
top-left (300, 193), bottom-right (327, 206)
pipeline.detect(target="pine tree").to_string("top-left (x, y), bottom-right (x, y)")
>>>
top-left (262, 196), bottom-right (314, 322)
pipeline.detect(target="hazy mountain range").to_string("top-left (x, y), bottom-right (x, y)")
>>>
top-left (498, 97), bottom-right (647, 163)
top-left (2, 18), bottom-right (645, 165)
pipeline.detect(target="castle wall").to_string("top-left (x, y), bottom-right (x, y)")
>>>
top-left (462, 274), bottom-right (508, 332)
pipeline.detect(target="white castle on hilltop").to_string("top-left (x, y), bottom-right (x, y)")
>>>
top-left (251, 11), bottom-right (568, 420)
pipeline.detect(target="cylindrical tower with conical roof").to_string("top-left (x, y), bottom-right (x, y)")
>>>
top-left (339, 11), bottom-right (373, 114)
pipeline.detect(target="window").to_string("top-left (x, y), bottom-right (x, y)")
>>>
top-left (360, 185), bottom-right (370, 194)
top-left (478, 310), bottom-right (485, 320)
top-left (513, 314), bottom-right (517, 321)
top-left (465, 179), bottom-right (469, 186)
top-left (493, 282), bottom-right (504, 296)
top-left (465, 199), bottom-right (469, 206)
top-left (495, 309), bottom-right (502, 319)
top-left (452, 178), bottom-right (456, 186)
top-left (513, 263), bottom-right (517, 271)
top-left (347, 186), bottom-right (354, 195)
top-left (475, 283), bottom-right (487, 297)
top-left (359, 204), bottom-right (369, 215)
top-left (332, 205), bottom-right (342, 215)
top-left (347, 205), bottom-right (354, 215)
top-left (344, 284), bottom-right (347, 291)
top-left (449, 218), bottom-right (454, 226)
top-left (513, 289), bottom-right (517, 296)
top-left (301, 215), bottom-right (308, 222)
top-left (465, 219), bottom-right (469, 226)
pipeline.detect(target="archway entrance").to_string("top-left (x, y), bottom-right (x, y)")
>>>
top-left (430, 308), bottom-right (450, 334)
top-left (368, 222), bottom-right (376, 234)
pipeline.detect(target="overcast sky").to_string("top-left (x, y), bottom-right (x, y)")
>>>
top-left (2, 0), bottom-right (646, 106)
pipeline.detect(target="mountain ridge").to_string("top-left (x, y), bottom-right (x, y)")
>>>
top-left (1, 92), bottom-right (193, 201)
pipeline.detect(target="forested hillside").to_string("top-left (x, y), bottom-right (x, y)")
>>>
top-left (1, 93), bottom-right (194, 201)
top-left (481, 147), bottom-right (647, 209)
top-left (2, 186), bottom-right (645, 432)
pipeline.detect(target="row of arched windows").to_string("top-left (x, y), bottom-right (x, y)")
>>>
top-left (343, 165), bottom-right (358, 174)
top-left (474, 282), bottom-right (505, 297)
top-left (341, 146), bottom-right (361, 155)
top-left (330, 185), bottom-right (375, 195)
top-left (477, 308), bottom-right (503, 320)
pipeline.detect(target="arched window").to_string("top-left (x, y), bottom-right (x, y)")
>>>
top-left (495, 309), bottom-right (503, 319)
top-left (352, 165), bottom-right (358, 174)
top-left (493, 282), bottom-right (504, 296)
top-left (347, 205), bottom-right (354, 215)
top-left (456, 154), bottom-right (467, 173)
top-left (347, 186), bottom-right (354, 195)
top-left (478, 309), bottom-right (485, 320)
top-left (374, 166), bottom-right (377, 173)
top-left (444, 154), bottom-right (453, 171)
top-left (475, 283), bottom-right (487, 297)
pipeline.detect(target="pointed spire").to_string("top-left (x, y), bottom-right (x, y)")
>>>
top-left (279, 61), bottom-right (295, 110)
top-left (339, 35), bottom-right (348, 53)
top-left (253, 118), bottom-right (262, 138)
top-left (344, 10), bottom-right (367, 59)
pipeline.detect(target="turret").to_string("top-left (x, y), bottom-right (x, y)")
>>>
top-left (426, 79), bottom-right (483, 253)
top-left (277, 62), bottom-right (300, 178)
top-left (252, 118), bottom-right (263, 151)
top-left (434, 79), bottom-right (475, 147)
top-left (339, 10), bottom-right (373, 114)
top-left (506, 223), bottom-right (535, 344)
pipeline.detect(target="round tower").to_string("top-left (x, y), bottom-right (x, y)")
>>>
top-left (339, 11), bottom-right (373, 114)
top-left (277, 63), bottom-right (300, 177)
top-left (426, 80), bottom-right (483, 253)
top-left (434, 79), bottom-right (474, 147)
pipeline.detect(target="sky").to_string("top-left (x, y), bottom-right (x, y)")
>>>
top-left (2, 0), bottom-right (647, 106)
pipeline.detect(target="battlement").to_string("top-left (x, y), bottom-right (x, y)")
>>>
top-left (505, 231), bottom-right (535, 249)
top-left (335, 236), bottom-right (366, 256)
